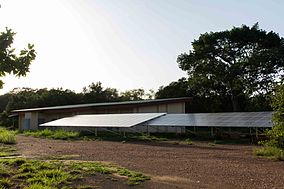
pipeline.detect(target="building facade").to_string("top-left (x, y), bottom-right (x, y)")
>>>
top-left (12, 97), bottom-right (192, 130)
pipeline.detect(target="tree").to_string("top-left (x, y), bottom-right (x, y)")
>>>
top-left (4, 88), bottom-right (83, 112)
top-left (155, 78), bottom-right (190, 99)
top-left (38, 88), bottom-right (83, 107)
top-left (83, 82), bottom-right (119, 103)
top-left (155, 77), bottom-right (233, 113)
top-left (177, 23), bottom-right (284, 111)
top-left (0, 93), bottom-right (11, 112)
top-left (0, 28), bottom-right (36, 88)
top-left (265, 85), bottom-right (284, 149)
top-left (120, 89), bottom-right (145, 101)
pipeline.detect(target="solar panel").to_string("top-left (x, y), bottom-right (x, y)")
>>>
top-left (40, 113), bottom-right (166, 128)
top-left (146, 112), bottom-right (273, 128)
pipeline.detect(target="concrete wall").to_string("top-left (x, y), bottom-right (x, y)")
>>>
top-left (134, 103), bottom-right (184, 114)
top-left (19, 112), bottom-right (39, 130)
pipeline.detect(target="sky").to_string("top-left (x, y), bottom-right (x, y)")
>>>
top-left (0, 0), bottom-right (283, 94)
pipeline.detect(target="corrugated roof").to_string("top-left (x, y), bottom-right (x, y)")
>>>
top-left (146, 112), bottom-right (273, 128)
top-left (12, 97), bottom-right (192, 113)
top-left (40, 113), bottom-right (166, 128)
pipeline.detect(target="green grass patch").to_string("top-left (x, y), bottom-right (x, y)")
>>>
top-left (0, 128), bottom-right (16, 144)
top-left (23, 129), bottom-right (80, 140)
top-left (0, 158), bottom-right (150, 188)
top-left (0, 177), bottom-right (11, 188)
top-left (70, 161), bottom-right (150, 185)
top-left (22, 129), bottom-right (169, 142)
top-left (40, 154), bottom-right (81, 160)
top-left (0, 146), bottom-right (19, 157)
top-left (254, 147), bottom-right (284, 161)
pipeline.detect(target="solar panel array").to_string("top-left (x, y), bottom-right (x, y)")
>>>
top-left (146, 112), bottom-right (273, 128)
top-left (40, 113), bottom-right (165, 128)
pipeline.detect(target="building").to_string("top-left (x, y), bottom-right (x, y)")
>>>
top-left (12, 97), bottom-right (192, 130)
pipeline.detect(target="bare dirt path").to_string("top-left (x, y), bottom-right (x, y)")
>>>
top-left (16, 135), bottom-right (284, 189)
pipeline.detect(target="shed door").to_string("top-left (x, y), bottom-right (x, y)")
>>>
top-left (23, 119), bottom-right (31, 130)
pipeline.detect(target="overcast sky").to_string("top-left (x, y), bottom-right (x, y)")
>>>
top-left (0, 0), bottom-right (283, 94)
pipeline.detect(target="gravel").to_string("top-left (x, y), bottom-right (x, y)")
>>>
top-left (16, 135), bottom-right (284, 189)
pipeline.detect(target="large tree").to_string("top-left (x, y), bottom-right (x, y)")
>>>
top-left (0, 28), bottom-right (36, 88)
top-left (155, 77), bottom-right (190, 99)
top-left (177, 23), bottom-right (284, 111)
top-left (82, 82), bottom-right (119, 103)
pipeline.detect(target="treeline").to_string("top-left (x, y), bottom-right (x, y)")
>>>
top-left (156, 77), bottom-right (273, 113)
top-left (0, 82), bottom-right (154, 114)
top-left (0, 78), bottom-right (273, 115)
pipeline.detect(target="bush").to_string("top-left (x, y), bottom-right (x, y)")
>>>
top-left (262, 85), bottom-right (284, 149)
top-left (256, 85), bottom-right (284, 161)
top-left (0, 128), bottom-right (16, 144)
top-left (254, 147), bottom-right (284, 161)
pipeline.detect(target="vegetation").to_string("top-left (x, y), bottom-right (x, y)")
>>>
top-left (177, 23), bottom-right (284, 112)
top-left (0, 28), bottom-right (36, 89)
top-left (23, 129), bottom-right (80, 140)
top-left (184, 138), bottom-right (193, 145)
top-left (0, 158), bottom-right (150, 188)
top-left (70, 161), bottom-right (150, 185)
top-left (0, 83), bottom-right (154, 127)
top-left (0, 146), bottom-right (19, 157)
top-left (0, 128), bottom-right (151, 188)
top-left (254, 147), bottom-right (284, 161)
top-left (266, 85), bottom-right (284, 149)
top-left (22, 129), bottom-right (169, 142)
top-left (256, 85), bottom-right (284, 160)
top-left (127, 134), bottom-right (168, 142)
top-left (0, 128), bottom-right (16, 144)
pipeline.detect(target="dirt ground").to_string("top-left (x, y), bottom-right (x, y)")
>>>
top-left (16, 135), bottom-right (284, 189)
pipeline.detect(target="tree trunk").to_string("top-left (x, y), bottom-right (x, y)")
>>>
top-left (231, 94), bottom-right (241, 112)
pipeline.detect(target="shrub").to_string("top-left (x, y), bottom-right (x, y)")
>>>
top-left (261, 85), bottom-right (284, 149)
top-left (271, 85), bottom-right (284, 148)
top-left (0, 128), bottom-right (16, 144)
top-left (254, 147), bottom-right (284, 161)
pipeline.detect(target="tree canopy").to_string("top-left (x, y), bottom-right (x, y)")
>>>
top-left (177, 23), bottom-right (284, 111)
top-left (0, 28), bottom-right (36, 88)
top-left (263, 84), bottom-right (284, 149)
top-left (155, 78), bottom-right (190, 99)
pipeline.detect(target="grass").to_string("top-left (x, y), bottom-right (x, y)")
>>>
top-left (0, 157), bottom-right (150, 188)
top-left (0, 177), bottom-right (11, 188)
top-left (0, 129), bottom-right (151, 188)
top-left (0, 146), bottom-right (19, 157)
top-left (0, 128), bottom-right (16, 144)
top-left (23, 129), bottom-right (80, 140)
top-left (70, 161), bottom-right (150, 185)
top-left (22, 129), bottom-right (169, 142)
top-left (254, 147), bottom-right (284, 161)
